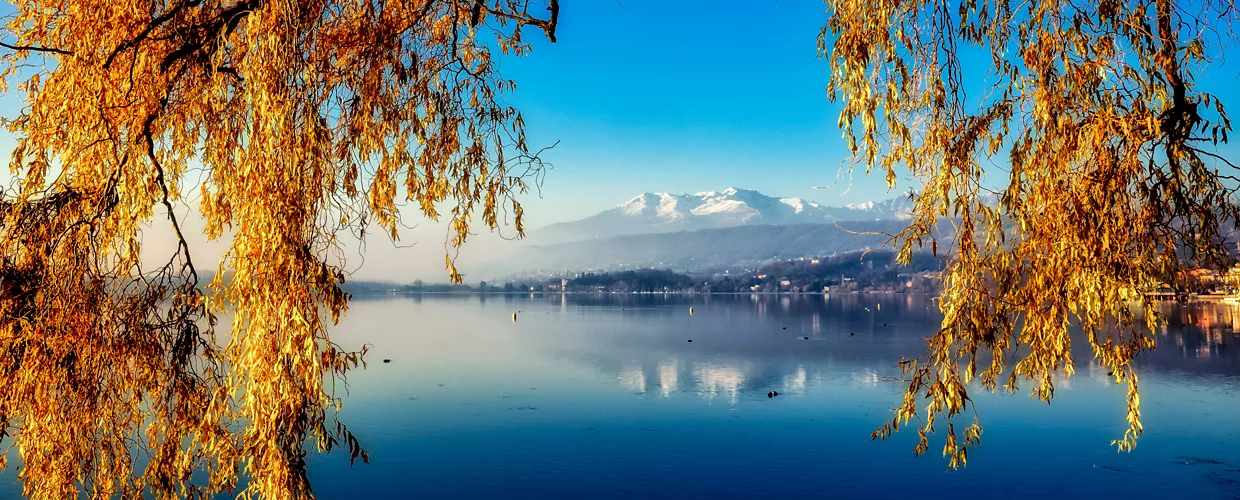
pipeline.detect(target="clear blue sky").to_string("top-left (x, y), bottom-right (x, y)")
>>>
top-left (497, 0), bottom-right (896, 227)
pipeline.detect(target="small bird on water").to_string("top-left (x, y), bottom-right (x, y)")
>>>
top-left (383, 359), bottom-right (391, 363)
top-left (767, 391), bottom-right (780, 398)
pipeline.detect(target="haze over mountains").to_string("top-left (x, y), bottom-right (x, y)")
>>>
top-left (476, 188), bottom-right (933, 278)
top-left (532, 187), bottom-right (916, 245)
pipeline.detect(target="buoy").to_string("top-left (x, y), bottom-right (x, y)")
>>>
top-left (689, 307), bottom-right (694, 315)
top-left (512, 312), bottom-right (517, 322)
top-left (877, 303), bottom-right (881, 311)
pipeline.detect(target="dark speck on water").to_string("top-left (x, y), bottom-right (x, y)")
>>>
top-left (1178, 456), bottom-right (1230, 466)
top-left (1203, 471), bottom-right (1240, 486)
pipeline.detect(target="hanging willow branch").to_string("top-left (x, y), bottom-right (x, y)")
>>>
top-left (0, 1), bottom-right (559, 498)
top-left (823, 0), bottom-right (1240, 467)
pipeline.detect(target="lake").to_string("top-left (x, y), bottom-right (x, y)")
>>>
top-left (4, 293), bottom-right (1240, 498)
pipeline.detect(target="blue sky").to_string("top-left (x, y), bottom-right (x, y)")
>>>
top-left (496, 0), bottom-right (895, 227)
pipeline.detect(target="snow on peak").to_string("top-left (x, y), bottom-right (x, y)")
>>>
top-left (537, 187), bottom-right (922, 244)
top-left (779, 197), bottom-right (820, 214)
top-left (610, 188), bottom-right (913, 227)
top-left (617, 192), bottom-right (658, 215)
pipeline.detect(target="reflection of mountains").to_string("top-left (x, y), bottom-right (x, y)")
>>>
top-left (532, 294), bottom-right (944, 403)
top-left (615, 360), bottom-right (812, 404)
top-left (496, 294), bottom-right (1240, 397)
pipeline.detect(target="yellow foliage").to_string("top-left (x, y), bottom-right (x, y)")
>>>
top-left (826, 0), bottom-right (1238, 467)
top-left (0, 1), bottom-right (558, 498)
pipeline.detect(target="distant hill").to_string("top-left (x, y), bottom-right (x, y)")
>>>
top-left (484, 220), bottom-right (938, 276)
top-left (530, 187), bottom-right (917, 245)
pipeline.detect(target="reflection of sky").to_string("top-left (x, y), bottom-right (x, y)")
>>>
top-left (283, 294), bottom-right (1240, 499)
top-left (7, 294), bottom-right (1237, 498)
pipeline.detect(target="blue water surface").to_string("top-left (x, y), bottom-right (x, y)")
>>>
top-left (2, 293), bottom-right (1238, 499)
top-left (306, 294), bottom-right (1240, 499)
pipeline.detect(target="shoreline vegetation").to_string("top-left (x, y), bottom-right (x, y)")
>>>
top-left (339, 250), bottom-right (1240, 303)
top-left (342, 288), bottom-right (1240, 303)
top-left (346, 250), bottom-right (946, 296)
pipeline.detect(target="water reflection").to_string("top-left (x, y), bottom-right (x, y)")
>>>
top-left (1153, 302), bottom-right (1240, 365)
top-left (539, 293), bottom-right (1240, 387)
top-left (5, 293), bottom-right (1239, 499)
top-left (270, 295), bottom-right (1240, 498)
top-left (658, 360), bottom-right (677, 397)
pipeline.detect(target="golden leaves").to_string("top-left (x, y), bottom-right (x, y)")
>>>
top-left (0, 0), bottom-right (557, 498)
top-left (825, 0), bottom-right (1240, 467)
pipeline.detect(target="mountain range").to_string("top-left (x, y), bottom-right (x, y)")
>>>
top-left (531, 187), bottom-right (916, 245)
top-left (477, 188), bottom-right (931, 278)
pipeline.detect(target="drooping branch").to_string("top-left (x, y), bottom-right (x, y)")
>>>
top-left (102, 0), bottom-right (204, 69)
top-left (0, 41), bottom-right (72, 56)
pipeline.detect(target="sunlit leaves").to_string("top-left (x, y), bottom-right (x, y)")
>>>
top-left (824, 0), bottom-right (1239, 466)
top-left (0, 0), bottom-right (557, 498)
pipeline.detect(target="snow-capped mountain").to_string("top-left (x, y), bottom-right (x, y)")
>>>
top-left (532, 187), bottom-right (916, 244)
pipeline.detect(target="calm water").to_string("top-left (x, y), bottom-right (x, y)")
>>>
top-left (5, 294), bottom-right (1240, 498)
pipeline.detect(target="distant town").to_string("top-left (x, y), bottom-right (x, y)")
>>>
top-left (346, 250), bottom-right (946, 295)
top-left (342, 250), bottom-right (1240, 302)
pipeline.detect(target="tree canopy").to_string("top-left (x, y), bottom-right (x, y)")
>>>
top-left (0, 0), bottom-right (557, 498)
top-left (2, 0), bottom-right (1239, 497)
top-left (823, 0), bottom-right (1240, 466)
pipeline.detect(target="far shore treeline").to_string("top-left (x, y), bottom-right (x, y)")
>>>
top-left (342, 250), bottom-right (946, 295)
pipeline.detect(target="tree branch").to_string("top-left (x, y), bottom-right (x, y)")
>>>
top-left (485, 0), bottom-right (559, 42)
top-left (0, 41), bottom-right (72, 56)
top-left (103, 0), bottom-right (203, 69)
